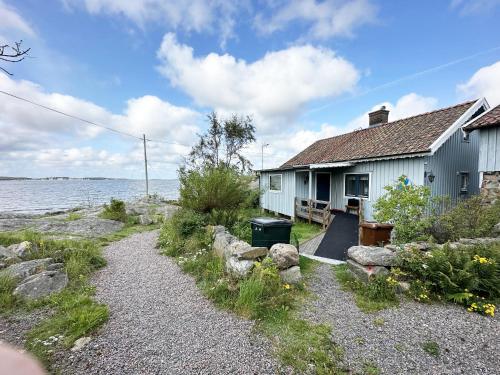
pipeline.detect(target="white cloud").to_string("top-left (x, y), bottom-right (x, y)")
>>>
top-left (0, 0), bottom-right (35, 36)
top-left (0, 73), bottom-right (200, 176)
top-left (63, 0), bottom-right (244, 48)
top-left (157, 33), bottom-right (359, 132)
top-left (347, 93), bottom-right (439, 129)
top-left (457, 61), bottom-right (500, 106)
top-left (254, 0), bottom-right (377, 40)
top-left (450, 0), bottom-right (500, 15)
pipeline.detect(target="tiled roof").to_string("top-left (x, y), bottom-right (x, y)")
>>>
top-left (463, 104), bottom-right (500, 131)
top-left (281, 100), bottom-right (477, 168)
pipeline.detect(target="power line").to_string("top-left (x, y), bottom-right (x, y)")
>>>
top-left (0, 89), bottom-right (196, 147)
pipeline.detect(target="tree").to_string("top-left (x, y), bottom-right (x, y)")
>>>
top-left (0, 40), bottom-right (30, 75)
top-left (187, 112), bottom-right (255, 173)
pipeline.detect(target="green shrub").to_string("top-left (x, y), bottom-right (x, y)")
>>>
top-left (374, 175), bottom-right (432, 244)
top-left (396, 242), bottom-right (500, 316)
top-left (426, 197), bottom-right (500, 243)
top-left (0, 274), bottom-right (20, 313)
top-left (334, 265), bottom-right (399, 312)
top-left (99, 198), bottom-right (127, 222)
top-left (179, 166), bottom-right (253, 213)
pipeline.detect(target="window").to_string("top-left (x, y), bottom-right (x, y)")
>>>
top-left (460, 172), bottom-right (469, 193)
top-left (344, 173), bottom-right (369, 198)
top-left (269, 174), bottom-right (282, 192)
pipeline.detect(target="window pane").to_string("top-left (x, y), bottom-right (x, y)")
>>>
top-left (345, 174), bottom-right (369, 198)
top-left (359, 175), bottom-right (369, 198)
top-left (345, 175), bottom-right (357, 196)
top-left (270, 175), bottom-right (282, 191)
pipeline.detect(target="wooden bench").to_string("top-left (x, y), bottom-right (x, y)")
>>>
top-left (345, 198), bottom-right (360, 215)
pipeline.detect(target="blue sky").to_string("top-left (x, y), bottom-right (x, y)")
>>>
top-left (1, 0), bottom-right (500, 178)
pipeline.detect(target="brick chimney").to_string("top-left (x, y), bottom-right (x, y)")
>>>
top-left (368, 106), bottom-right (389, 127)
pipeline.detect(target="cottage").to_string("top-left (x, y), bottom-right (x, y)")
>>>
top-left (463, 103), bottom-right (500, 204)
top-left (259, 98), bottom-right (490, 223)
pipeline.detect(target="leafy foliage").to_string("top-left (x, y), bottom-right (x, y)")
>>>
top-left (374, 175), bottom-right (432, 244)
top-left (179, 166), bottom-right (254, 213)
top-left (99, 198), bottom-right (128, 222)
top-left (426, 197), bottom-right (500, 243)
top-left (395, 242), bottom-right (500, 316)
top-left (187, 112), bottom-right (256, 173)
top-left (334, 265), bottom-right (399, 313)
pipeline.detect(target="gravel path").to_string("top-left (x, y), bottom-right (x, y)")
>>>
top-left (302, 263), bottom-right (500, 375)
top-left (58, 231), bottom-right (281, 374)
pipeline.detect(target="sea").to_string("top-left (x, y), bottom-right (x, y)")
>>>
top-left (0, 179), bottom-right (180, 214)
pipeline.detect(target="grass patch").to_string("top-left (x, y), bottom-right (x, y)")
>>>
top-left (97, 222), bottom-right (160, 246)
top-left (334, 264), bottom-right (399, 313)
top-left (373, 317), bottom-right (385, 327)
top-left (291, 220), bottom-right (323, 244)
top-left (362, 361), bottom-right (381, 375)
top-left (0, 231), bottom-right (109, 368)
top-left (421, 340), bottom-right (440, 357)
top-left (64, 212), bottom-right (83, 222)
top-left (159, 212), bottom-right (345, 373)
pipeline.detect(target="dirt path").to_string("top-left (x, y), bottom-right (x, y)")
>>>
top-left (58, 231), bottom-right (281, 374)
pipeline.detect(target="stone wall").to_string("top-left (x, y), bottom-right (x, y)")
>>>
top-left (481, 171), bottom-right (500, 204)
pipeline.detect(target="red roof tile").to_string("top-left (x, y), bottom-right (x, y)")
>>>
top-left (464, 104), bottom-right (500, 131)
top-left (281, 100), bottom-right (477, 168)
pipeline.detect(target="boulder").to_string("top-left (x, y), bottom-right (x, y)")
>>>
top-left (403, 242), bottom-right (433, 252)
top-left (493, 222), bottom-right (500, 237)
top-left (7, 241), bottom-right (35, 258)
top-left (226, 257), bottom-right (254, 278)
top-left (0, 262), bottom-right (6, 270)
top-left (212, 227), bottom-right (238, 258)
top-left (279, 266), bottom-right (302, 284)
top-left (14, 270), bottom-right (68, 299)
top-left (0, 258), bottom-right (53, 282)
top-left (234, 246), bottom-right (268, 261)
top-left (269, 243), bottom-right (299, 270)
top-left (347, 246), bottom-right (396, 267)
top-left (347, 259), bottom-right (389, 282)
top-left (46, 263), bottom-right (64, 271)
top-left (384, 244), bottom-right (401, 252)
top-left (139, 214), bottom-right (153, 225)
top-left (71, 337), bottom-right (91, 352)
top-left (458, 237), bottom-right (500, 246)
top-left (0, 245), bottom-right (16, 259)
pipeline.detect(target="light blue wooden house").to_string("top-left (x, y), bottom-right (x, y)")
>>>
top-left (259, 98), bottom-right (490, 224)
top-left (464, 103), bottom-right (500, 204)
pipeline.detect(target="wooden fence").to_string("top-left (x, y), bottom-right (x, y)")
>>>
top-left (294, 197), bottom-right (332, 229)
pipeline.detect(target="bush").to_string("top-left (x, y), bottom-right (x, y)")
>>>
top-left (99, 198), bottom-right (127, 222)
top-left (0, 274), bottom-right (20, 313)
top-left (179, 166), bottom-right (253, 213)
top-left (157, 208), bottom-right (208, 257)
top-left (426, 197), bottom-right (500, 243)
top-left (396, 242), bottom-right (500, 316)
top-left (374, 175), bottom-right (432, 244)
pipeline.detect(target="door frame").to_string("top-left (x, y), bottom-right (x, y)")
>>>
top-left (315, 172), bottom-right (331, 201)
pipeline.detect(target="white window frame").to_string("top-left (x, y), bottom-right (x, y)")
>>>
top-left (314, 172), bottom-right (331, 202)
top-left (343, 172), bottom-right (371, 201)
top-left (269, 174), bottom-right (283, 193)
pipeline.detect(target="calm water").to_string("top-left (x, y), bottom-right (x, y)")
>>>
top-left (0, 179), bottom-right (180, 214)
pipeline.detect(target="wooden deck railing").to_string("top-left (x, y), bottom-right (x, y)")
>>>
top-left (294, 197), bottom-right (332, 229)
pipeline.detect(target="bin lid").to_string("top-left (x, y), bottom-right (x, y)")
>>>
top-left (250, 217), bottom-right (293, 227)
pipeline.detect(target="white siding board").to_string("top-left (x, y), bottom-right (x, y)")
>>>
top-left (260, 170), bottom-right (296, 217)
top-left (479, 127), bottom-right (500, 172)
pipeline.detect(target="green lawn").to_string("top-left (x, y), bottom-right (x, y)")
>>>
top-left (291, 220), bottom-right (323, 244)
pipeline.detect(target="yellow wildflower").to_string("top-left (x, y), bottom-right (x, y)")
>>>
top-left (473, 255), bottom-right (492, 264)
top-left (283, 284), bottom-right (291, 290)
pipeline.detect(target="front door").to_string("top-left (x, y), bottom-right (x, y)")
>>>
top-left (316, 173), bottom-right (330, 202)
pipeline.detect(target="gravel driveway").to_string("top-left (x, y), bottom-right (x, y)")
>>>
top-left (58, 231), bottom-right (281, 374)
top-left (302, 263), bottom-right (500, 375)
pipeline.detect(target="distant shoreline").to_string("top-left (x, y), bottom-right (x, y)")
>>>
top-left (0, 177), bottom-right (176, 181)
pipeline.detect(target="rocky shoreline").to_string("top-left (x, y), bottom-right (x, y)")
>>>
top-left (0, 197), bottom-right (178, 238)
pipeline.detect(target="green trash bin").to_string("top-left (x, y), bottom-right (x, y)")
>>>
top-left (250, 217), bottom-right (293, 249)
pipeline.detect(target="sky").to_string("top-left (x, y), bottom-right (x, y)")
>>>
top-left (1, 0), bottom-right (500, 179)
